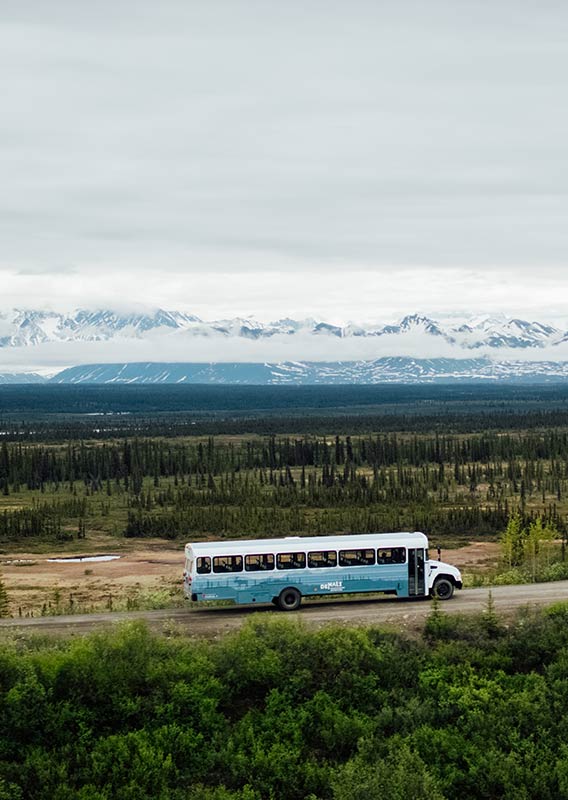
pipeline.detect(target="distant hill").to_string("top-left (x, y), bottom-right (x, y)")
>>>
top-left (51, 358), bottom-right (568, 384)
top-left (0, 372), bottom-right (47, 385)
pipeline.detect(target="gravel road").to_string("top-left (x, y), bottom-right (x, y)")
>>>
top-left (1, 581), bottom-right (568, 638)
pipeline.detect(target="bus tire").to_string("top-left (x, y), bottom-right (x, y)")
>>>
top-left (277, 588), bottom-right (301, 611)
top-left (432, 577), bottom-right (454, 600)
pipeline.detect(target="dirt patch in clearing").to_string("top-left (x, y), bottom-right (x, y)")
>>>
top-left (437, 541), bottom-right (501, 572)
top-left (0, 545), bottom-right (184, 617)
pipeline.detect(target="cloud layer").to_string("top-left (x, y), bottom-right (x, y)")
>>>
top-left (3, 325), bottom-right (568, 375)
top-left (1, 1), bottom-right (567, 322)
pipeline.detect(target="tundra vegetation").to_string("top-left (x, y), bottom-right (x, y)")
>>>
top-left (2, 608), bottom-right (568, 799)
top-left (0, 429), bottom-right (567, 546)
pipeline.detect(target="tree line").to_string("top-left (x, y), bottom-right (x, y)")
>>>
top-left (1, 431), bottom-right (568, 489)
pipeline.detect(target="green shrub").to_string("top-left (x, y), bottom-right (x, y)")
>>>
top-left (540, 562), bottom-right (568, 582)
top-left (492, 568), bottom-right (528, 586)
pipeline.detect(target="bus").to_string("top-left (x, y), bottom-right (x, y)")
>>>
top-left (183, 532), bottom-right (462, 611)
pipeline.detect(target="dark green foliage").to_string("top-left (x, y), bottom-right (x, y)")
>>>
top-left (2, 612), bottom-right (568, 798)
top-left (0, 504), bottom-right (70, 541)
top-left (1, 384), bottom-right (568, 441)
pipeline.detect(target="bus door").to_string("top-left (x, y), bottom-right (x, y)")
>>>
top-left (408, 548), bottom-right (426, 596)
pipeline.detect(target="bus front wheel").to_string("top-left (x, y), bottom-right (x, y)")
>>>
top-left (277, 588), bottom-right (301, 611)
top-left (432, 577), bottom-right (454, 600)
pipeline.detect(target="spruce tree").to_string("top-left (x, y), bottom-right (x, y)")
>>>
top-left (0, 575), bottom-right (9, 618)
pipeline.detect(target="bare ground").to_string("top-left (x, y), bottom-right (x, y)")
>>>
top-left (0, 542), bottom-right (184, 616)
top-left (441, 540), bottom-right (501, 570)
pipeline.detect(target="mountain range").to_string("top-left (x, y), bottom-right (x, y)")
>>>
top-left (0, 308), bottom-right (567, 350)
top-left (1, 309), bottom-right (568, 384)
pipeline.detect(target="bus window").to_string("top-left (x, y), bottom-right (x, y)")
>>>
top-left (339, 549), bottom-right (375, 567)
top-left (213, 555), bottom-right (243, 573)
top-left (196, 556), bottom-right (211, 574)
top-left (376, 547), bottom-right (406, 565)
top-left (245, 553), bottom-right (275, 571)
top-left (277, 552), bottom-right (306, 570)
top-left (308, 550), bottom-right (337, 568)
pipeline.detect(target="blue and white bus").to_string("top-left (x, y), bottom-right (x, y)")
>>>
top-left (183, 532), bottom-right (462, 611)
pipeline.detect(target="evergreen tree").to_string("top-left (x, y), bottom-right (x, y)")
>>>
top-left (0, 574), bottom-right (9, 617)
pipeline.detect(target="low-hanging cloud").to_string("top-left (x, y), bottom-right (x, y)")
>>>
top-left (3, 330), bottom-right (568, 376)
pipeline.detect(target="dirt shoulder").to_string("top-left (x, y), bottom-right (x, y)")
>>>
top-left (1, 580), bottom-right (567, 639)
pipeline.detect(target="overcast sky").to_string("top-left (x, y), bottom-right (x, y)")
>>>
top-left (1, 0), bottom-right (568, 325)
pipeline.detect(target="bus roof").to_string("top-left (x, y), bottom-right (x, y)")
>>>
top-left (185, 532), bottom-right (428, 557)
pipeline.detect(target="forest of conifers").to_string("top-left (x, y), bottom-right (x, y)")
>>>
top-left (0, 426), bottom-right (567, 544)
top-left (1, 384), bottom-right (568, 440)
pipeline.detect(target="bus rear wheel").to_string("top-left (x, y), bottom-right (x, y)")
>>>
top-left (277, 588), bottom-right (301, 611)
top-left (432, 577), bottom-right (454, 600)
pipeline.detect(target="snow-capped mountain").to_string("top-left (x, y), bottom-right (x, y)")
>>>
top-left (0, 309), bottom-right (566, 350)
top-left (0, 309), bottom-right (202, 346)
top-left (452, 316), bottom-right (561, 349)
